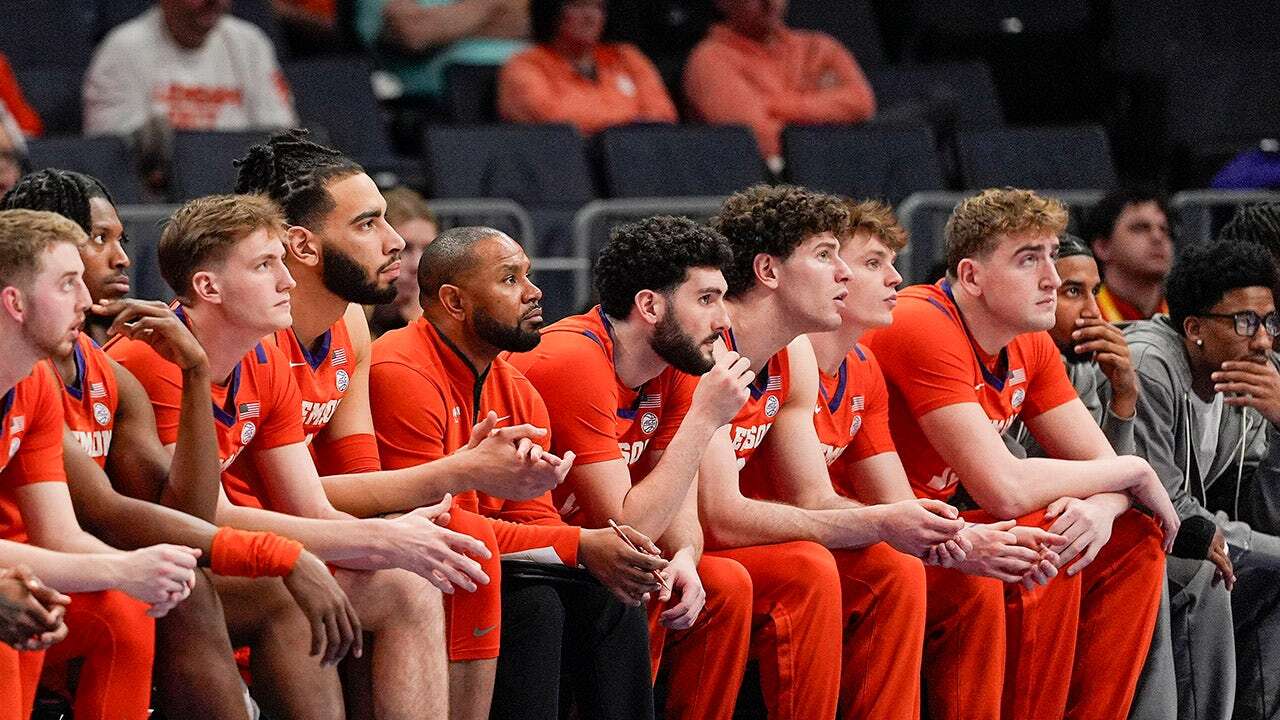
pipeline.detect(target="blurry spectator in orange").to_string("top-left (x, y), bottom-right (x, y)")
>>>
top-left (0, 53), bottom-right (43, 138)
top-left (1082, 189), bottom-right (1175, 322)
top-left (497, 0), bottom-right (675, 134)
top-left (368, 186), bottom-right (439, 336)
top-left (683, 0), bottom-right (875, 173)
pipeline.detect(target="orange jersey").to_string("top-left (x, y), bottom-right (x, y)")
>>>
top-left (265, 319), bottom-right (354, 442)
top-left (862, 280), bottom-right (1078, 502)
top-left (49, 334), bottom-right (119, 469)
top-left (370, 318), bottom-right (580, 564)
top-left (813, 344), bottom-right (895, 499)
top-left (505, 307), bottom-right (697, 520)
top-left (1096, 284), bottom-right (1168, 323)
top-left (0, 365), bottom-right (68, 542)
top-left (722, 329), bottom-right (790, 471)
top-left (108, 313), bottom-right (305, 509)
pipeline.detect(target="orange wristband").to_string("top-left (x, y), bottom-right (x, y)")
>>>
top-left (211, 527), bottom-right (304, 578)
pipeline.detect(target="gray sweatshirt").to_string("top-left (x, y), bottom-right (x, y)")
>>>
top-left (1126, 315), bottom-right (1280, 569)
top-left (1013, 355), bottom-right (1135, 457)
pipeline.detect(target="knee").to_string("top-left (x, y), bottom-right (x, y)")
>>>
top-left (700, 558), bottom-right (753, 625)
top-left (856, 544), bottom-right (927, 607)
top-left (158, 570), bottom-right (226, 641)
top-left (90, 590), bottom-right (156, 655)
top-left (778, 541), bottom-right (841, 607)
top-left (499, 582), bottom-right (565, 646)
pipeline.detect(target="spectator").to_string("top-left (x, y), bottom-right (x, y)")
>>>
top-left (84, 0), bottom-right (298, 140)
top-left (683, 0), bottom-right (875, 172)
top-left (1082, 188), bottom-right (1175, 322)
top-left (369, 186), bottom-right (438, 336)
top-left (497, 0), bottom-right (676, 134)
top-left (0, 117), bottom-right (24, 196)
top-left (0, 53), bottom-right (42, 138)
top-left (356, 0), bottom-right (529, 98)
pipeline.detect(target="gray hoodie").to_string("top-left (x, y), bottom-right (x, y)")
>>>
top-left (1013, 355), bottom-right (1135, 457)
top-left (1126, 315), bottom-right (1280, 569)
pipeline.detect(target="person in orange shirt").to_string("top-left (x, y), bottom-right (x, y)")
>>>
top-left (109, 193), bottom-right (493, 720)
top-left (508, 215), bottom-right (757, 720)
top-left (0, 52), bottom-right (42, 138)
top-left (498, 0), bottom-right (676, 134)
top-left (1082, 188), bottom-right (1174, 322)
top-left (0, 209), bottom-right (203, 720)
top-left (692, 185), bottom-right (969, 720)
top-left (370, 225), bottom-right (666, 719)
top-left (863, 188), bottom-right (1181, 720)
top-left (683, 0), bottom-right (875, 170)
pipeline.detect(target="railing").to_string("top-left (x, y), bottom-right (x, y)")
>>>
top-left (1169, 189), bottom-right (1280, 242)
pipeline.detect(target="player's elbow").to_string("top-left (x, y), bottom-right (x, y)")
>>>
top-left (968, 474), bottom-right (1035, 520)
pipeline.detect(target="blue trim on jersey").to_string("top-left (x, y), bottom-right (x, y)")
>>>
top-left (292, 328), bottom-right (332, 371)
top-left (819, 359), bottom-right (848, 414)
top-left (940, 279), bottom-right (1009, 391)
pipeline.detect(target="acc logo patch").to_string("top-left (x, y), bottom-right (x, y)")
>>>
top-left (240, 421), bottom-right (257, 446)
top-left (93, 402), bottom-right (111, 426)
top-left (1011, 388), bottom-right (1026, 408)
top-left (850, 415), bottom-right (862, 436)
top-left (640, 412), bottom-right (659, 435)
top-left (335, 369), bottom-right (350, 393)
top-left (764, 395), bottom-right (780, 417)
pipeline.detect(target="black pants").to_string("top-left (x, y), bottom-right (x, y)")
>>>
top-left (489, 562), bottom-right (654, 720)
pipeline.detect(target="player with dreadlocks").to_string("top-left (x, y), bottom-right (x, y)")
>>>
top-left (4, 169), bottom-right (363, 720)
top-left (1222, 202), bottom-right (1280, 266)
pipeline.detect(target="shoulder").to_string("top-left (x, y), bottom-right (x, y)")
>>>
top-left (96, 11), bottom-right (157, 53)
top-left (217, 14), bottom-right (275, 46)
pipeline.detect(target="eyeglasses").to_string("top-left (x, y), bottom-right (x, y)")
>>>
top-left (1200, 310), bottom-right (1280, 338)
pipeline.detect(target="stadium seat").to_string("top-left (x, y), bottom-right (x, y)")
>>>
top-left (168, 130), bottom-right (272, 201)
top-left (867, 62), bottom-right (1003, 130)
top-left (597, 124), bottom-right (767, 198)
top-left (955, 126), bottom-right (1117, 190)
top-left (0, 0), bottom-right (96, 69)
top-left (14, 66), bottom-right (84, 135)
top-left (783, 125), bottom-right (945, 203)
top-left (785, 0), bottom-right (885, 68)
top-left (25, 135), bottom-right (144, 204)
top-left (443, 64), bottom-right (501, 124)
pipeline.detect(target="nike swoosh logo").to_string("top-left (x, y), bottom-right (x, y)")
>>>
top-left (472, 625), bottom-right (497, 637)
top-left (290, 362), bottom-right (307, 368)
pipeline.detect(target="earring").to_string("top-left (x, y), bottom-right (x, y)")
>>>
top-left (1196, 339), bottom-right (1204, 347)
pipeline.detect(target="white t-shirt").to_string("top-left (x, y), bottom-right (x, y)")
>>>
top-left (84, 8), bottom-right (298, 135)
top-left (1188, 389), bottom-right (1225, 485)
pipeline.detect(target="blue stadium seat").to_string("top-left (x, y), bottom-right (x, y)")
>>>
top-left (785, 0), bottom-right (884, 67)
top-left (0, 1), bottom-right (96, 69)
top-left (783, 125), bottom-right (945, 203)
top-left (955, 125), bottom-right (1117, 190)
top-left (14, 66), bottom-right (84, 135)
top-left (169, 130), bottom-right (272, 201)
top-left (25, 135), bottom-right (144, 204)
top-left (867, 62), bottom-right (1003, 129)
top-left (598, 124), bottom-right (766, 198)
top-left (443, 64), bottom-right (501, 124)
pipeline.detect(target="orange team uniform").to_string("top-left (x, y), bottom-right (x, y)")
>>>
top-left (368, 318), bottom-right (582, 661)
top-left (39, 335), bottom-right (154, 720)
top-left (863, 280), bottom-right (1164, 720)
top-left (1096, 284), bottom-right (1168, 323)
top-left (0, 365), bottom-right (67, 720)
top-left (694, 329), bottom-right (843, 720)
top-left (800, 343), bottom-right (927, 720)
top-left (497, 44), bottom-right (677, 135)
top-left (506, 307), bottom-right (752, 720)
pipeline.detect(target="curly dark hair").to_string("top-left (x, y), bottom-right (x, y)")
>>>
top-left (1166, 238), bottom-right (1278, 335)
top-left (710, 184), bottom-right (849, 298)
top-left (1081, 187), bottom-right (1171, 245)
top-left (594, 215), bottom-right (733, 319)
top-left (1, 168), bottom-right (116, 235)
top-left (233, 128), bottom-right (363, 228)
top-left (1220, 202), bottom-right (1280, 262)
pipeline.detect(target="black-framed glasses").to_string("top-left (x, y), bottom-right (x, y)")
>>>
top-left (1200, 310), bottom-right (1280, 338)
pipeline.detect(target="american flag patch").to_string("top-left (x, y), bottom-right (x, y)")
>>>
top-left (851, 395), bottom-right (865, 411)
top-left (765, 375), bottom-right (783, 391)
top-left (637, 393), bottom-right (662, 409)
top-left (1008, 368), bottom-right (1026, 386)
top-left (331, 348), bottom-right (348, 366)
top-left (238, 402), bottom-right (260, 419)
top-left (9, 416), bottom-right (23, 433)
top-left (89, 382), bottom-right (107, 398)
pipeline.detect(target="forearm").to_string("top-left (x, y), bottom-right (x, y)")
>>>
top-left (215, 502), bottom-right (384, 564)
top-left (618, 415), bottom-right (721, 538)
top-left (82, 492), bottom-right (217, 563)
top-left (1101, 406), bottom-right (1136, 456)
top-left (981, 455), bottom-right (1148, 518)
top-left (658, 485), bottom-right (705, 560)
top-left (702, 495), bottom-right (879, 551)
top-left (386, 0), bottom-right (496, 52)
top-left (322, 452), bottom-right (471, 518)
top-left (163, 365), bottom-right (220, 521)
top-left (0, 540), bottom-right (125, 594)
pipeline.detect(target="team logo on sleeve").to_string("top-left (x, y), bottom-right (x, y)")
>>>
top-left (764, 395), bottom-right (780, 417)
top-left (7, 437), bottom-right (20, 460)
top-left (240, 422), bottom-right (257, 445)
top-left (1012, 388), bottom-right (1026, 408)
top-left (335, 369), bottom-right (350, 392)
top-left (93, 402), bottom-right (111, 426)
top-left (640, 412), bottom-right (659, 435)
top-left (850, 415), bottom-right (862, 436)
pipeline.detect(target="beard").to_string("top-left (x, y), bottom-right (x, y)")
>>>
top-left (322, 244), bottom-right (397, 305)
top-left (475, 306), bottom-right (542, 352)
top-left (650, 309), bottom-right (715, 375)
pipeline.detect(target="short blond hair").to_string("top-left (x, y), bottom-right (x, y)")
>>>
top-left (844, 199), bottom-right (907, 252)
top-left (0, 209), bottom-right (87, 290)
top-left (944, 188), bottom-right (1068, 276)
top-left (159, 194), bottom-right (285, 298)
top-left (383, 186), bottom-right (436, 229)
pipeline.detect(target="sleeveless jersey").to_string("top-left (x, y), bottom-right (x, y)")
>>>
top-left (50, 334), bottom-right (119, 468)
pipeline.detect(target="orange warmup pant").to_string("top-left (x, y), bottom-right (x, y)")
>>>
top-left (832, 543), bottom-right (927, 720)
top-left (0, 647), bottom-right (44, 720)
top-left (443, 508), bottom-right (503, 661)
top-left (693, 541), bottom-right (842, 720)
top-left (40, 590), bottom-right (155, 720)
top-left (648, 554), bottom-right (752, 720)
top-left (928, 508), bottom-right (1164, 720)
